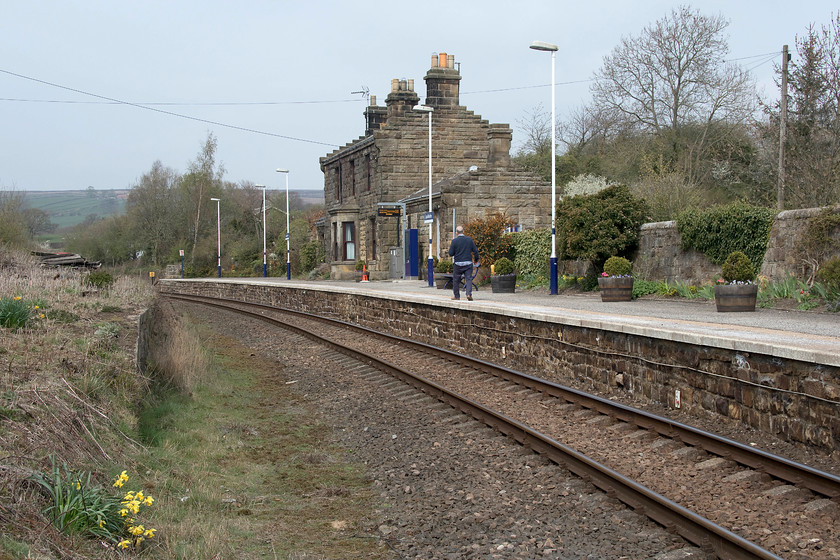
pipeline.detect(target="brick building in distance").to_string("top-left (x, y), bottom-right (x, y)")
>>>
top-left (320, 52), bottom-right (551, 280)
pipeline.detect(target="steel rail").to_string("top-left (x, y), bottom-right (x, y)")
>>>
top-left (166, 293), bottom-right (794, 560)
top-left (167, 292), bottom-right (840, 499)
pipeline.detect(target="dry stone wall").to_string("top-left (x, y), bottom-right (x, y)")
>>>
top-left (159, 280), bottom-right (840, 454)
top-left (629, 206), bottom-right (840, 284)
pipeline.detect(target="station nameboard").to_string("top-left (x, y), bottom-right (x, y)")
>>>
top-left (378, 206), bottom-right (402, 217)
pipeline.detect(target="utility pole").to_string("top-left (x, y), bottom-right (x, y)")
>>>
top-left (778, 44), bottom-right (789, 211)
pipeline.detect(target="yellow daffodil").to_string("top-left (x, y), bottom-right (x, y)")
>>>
top-left (135, 491), bottom-right (144, 501)
top-left (13, 296), bottom-right (21, 301)
top-left (99, 519), bottom-right (105, 528)
top-left (33, 305), bottom-right (39, 309)
top-left (129, 525), bottom-right (145, 536)
top-left (75, 480), bottom-right (81, 490)
top-left (143, 528), bottom-right (156, 538)
top-left (119, 508), bottom-right (128, 517)
top-left (118, 540), bottom-right (131, 549)
top-left (143, 495), bottom-right (154, 506)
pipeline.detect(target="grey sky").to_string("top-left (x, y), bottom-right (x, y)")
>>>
top-left (1, 1), bottom-right (836, 192)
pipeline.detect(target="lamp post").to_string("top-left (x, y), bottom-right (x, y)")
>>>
top-left (210, 197), bottom-right (221, 278)
top-left (276, 168), bottom-right (290, 280)
top-left (256, 184), bottom-right (267, 277)
top-left (530, 40), bottom-right (559, 295)
top-left (413, 104), bottom-right (434, 287)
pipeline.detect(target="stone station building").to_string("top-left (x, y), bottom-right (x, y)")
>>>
top-left (320, 52), bottom-right (551, 280)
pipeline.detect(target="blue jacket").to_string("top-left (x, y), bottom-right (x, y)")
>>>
top-left (448, 234), bottom-right (480, 264)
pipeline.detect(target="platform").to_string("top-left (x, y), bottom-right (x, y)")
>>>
top-left (167, 277), bottom-right (840, 368)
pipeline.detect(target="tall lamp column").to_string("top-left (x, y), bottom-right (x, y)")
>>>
top-left (530, 40), bottom-right (559, 295)
top-left (413, 104), bottom-right (434, 287)
top-left (276, 168), bottom-right (290, 280)
top-left (256, 185), bottom-right (267, 277)
top-left (210, 197), bottom-right (221, 278)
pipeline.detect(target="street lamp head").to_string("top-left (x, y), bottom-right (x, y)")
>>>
top-left (530, 40), bottom-right (558, 52)
top-left (412, 104), bottom-right (434, 113)
top-left (276, 168), bottom-right (289, 174)
top-left (255, 184), bottom-right (266, 189)
top-left (210, 197), bottom-right (220, 201)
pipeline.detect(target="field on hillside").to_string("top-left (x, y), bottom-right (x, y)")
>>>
top-left (23, 190), bottom-right (128, 229)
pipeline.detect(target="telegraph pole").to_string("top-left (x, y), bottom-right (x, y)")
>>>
top-left (778, 44), bottom-right (789, 211)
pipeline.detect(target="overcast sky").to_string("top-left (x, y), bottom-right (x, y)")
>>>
top-left (2, 1), bottom-right (836, 193)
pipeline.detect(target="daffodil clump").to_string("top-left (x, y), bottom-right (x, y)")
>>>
top-left (114, 471), bottom-right (157, 550)
top-left (31, 459), bottom-right (157, 552)
top-left (0, 295), bottom-right (45, 330)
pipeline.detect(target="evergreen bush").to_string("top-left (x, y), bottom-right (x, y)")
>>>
top-left (84, 270), bottom-right (114, 290)
top-left (602, 256), bottom-right (632, 277)
top-left (721, 251), bottom-right (756, 283)
top-left (464, 212), bottom-right (515, 268)
top-left (493, 257), bottom-right (515, 275)
top-left (816, 257), bottom-right (840, 291)
top-left (436, 260), bottom-right (453, 273)
top-left (298, 241), bottom-right (324, 273)
top-left (555, 184), bottom-right (648, 269)
top-left (512, 228), bottom-right (550, 277)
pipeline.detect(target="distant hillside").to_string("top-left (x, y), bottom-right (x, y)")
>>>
top-left (23, 188), bottom-right (323, 230)
top-left (23, 189), bottom-right (128, 230)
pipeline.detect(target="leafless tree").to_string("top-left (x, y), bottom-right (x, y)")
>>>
top-left (592, 5), bottom-right (753, 133)
top-left (589, 6), bottom-right (755, 187)
top-left (515, 103), bottom-right (552, 155)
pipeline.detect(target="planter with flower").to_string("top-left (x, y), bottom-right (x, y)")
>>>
top-left (714, 251), bottom-right (758, 312)
top-left (435, 259), bottom-right (453, 289)
top-left (490, 257), bottom-right (516, 293)
top-left (598, 256), bottom-right (634, 302)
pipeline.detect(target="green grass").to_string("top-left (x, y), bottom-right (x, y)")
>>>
top-left (23, 190), bottom-right (127, 229)
top-left (130, 321), bottom-right (388, 559)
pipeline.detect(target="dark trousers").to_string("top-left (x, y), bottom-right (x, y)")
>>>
top-left (452, 263), bottom-right (473, 299)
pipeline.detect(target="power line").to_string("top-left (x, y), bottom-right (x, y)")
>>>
top-left (0, 68), bottom-right (340, 148)
top-left (0, 97), bottom-right (359, 106)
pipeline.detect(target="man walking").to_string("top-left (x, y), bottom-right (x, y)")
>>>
top-left (447, 225), bottom-right (480, 301)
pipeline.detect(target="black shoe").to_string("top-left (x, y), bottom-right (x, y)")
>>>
top-left (466, 295), bottom-right (473, 301)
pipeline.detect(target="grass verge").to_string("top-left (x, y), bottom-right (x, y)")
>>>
top-left (132, 311), bottom-right (387, 559)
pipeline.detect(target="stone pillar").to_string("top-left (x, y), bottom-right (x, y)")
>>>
top-left (488, 124), bottom-right (512, 167)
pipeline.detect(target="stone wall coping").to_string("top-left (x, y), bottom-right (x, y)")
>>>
top-left (161, 278), bottom-right (840, 368)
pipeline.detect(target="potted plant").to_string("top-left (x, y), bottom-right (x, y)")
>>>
top-left (598, 256), bottom-right (634, 302)
top-left (714, 251), bottom-right (758, 312)
top-left (435, 259), bottom-right (453, 289)
top-left (491, 257), bottom-right (516, 293)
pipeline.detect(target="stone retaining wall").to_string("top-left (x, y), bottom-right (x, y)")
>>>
top-left (627, 205), bottom-right (840, 284)
top-left (158, 280), bottom-right (840, 454)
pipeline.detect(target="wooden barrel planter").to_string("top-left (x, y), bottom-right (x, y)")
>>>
top-left (598, 276), bottom-right (633, 302)
top-left (491, 274), bottom-right (516, 293)
top-left (714, 283), bottom-right (758, 312)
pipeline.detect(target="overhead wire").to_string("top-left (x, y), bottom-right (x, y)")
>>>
top-left (1, 48), bottom-right (785, 141)
top-left (0, 68), bottom-right (340, 148)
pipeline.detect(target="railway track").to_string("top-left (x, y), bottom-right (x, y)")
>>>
top-left (167, 293), bottom-right (840, 560)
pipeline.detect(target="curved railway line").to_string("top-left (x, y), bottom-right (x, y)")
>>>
top-left (167, 293), bottom-right (840, 560)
